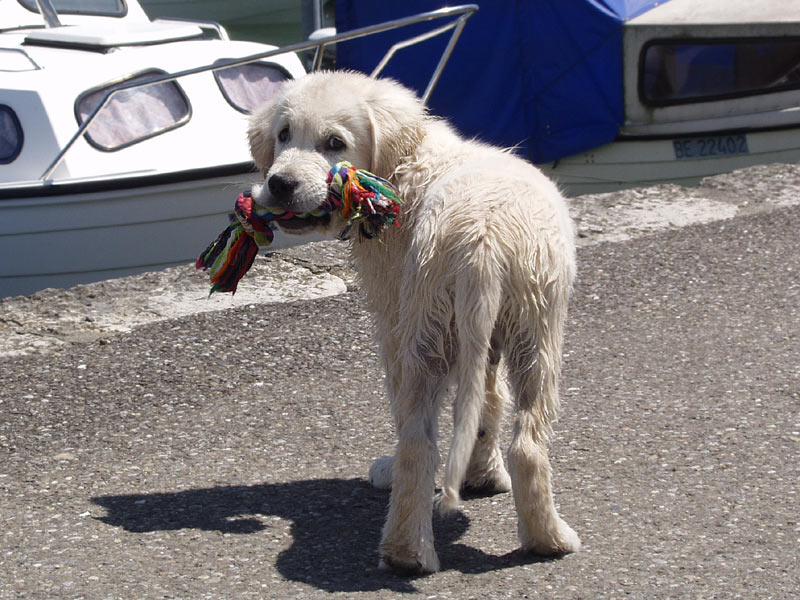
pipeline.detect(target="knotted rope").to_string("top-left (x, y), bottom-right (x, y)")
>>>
top-left (196, 161), bottom-right (403, 295)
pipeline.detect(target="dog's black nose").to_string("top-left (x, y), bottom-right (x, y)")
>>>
top-left (268, 174), bottom-right (299, 205)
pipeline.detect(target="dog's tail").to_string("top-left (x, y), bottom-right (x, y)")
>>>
top-left (437, 242), bottom-right (503, 513)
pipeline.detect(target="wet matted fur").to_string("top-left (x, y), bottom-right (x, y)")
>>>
top-left (247, 71), bottom-right (581, 573)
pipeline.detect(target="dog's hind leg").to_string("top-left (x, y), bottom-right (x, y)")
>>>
top-left (379, 371), bottom-right (446, 574)
top-left (373, 342), bottom-right (513, 497)
top-left (507, 400), bottom-right (580, 555)
top-left (438, 257), bottom-right (504, 513)
top-left (504, 264), bottom-right (581, 556)
top-left (463, 341), bottom-right (512, 494)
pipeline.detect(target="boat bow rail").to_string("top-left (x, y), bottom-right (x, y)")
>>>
top-left (38, 4), bottom-right (479, 181)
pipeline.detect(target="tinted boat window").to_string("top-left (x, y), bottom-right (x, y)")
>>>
top-left (76, 71), bottom-right (190, 151)
top-left (214, 62), bottom-right (291, 114)
top-left (641, 38), bottom-right (800, 105)
top-left (17, 0), bottom-right (125, 17)
top-left (0, 105), bottom-right (23, 164)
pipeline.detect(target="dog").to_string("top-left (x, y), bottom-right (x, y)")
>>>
top-left (247, 71), bottom-right (580, 573)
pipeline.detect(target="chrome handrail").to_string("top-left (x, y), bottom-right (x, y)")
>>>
top-left (39, 4), bottom-right (478, 181)
top-left (33, 0), bottom-right (61, 28)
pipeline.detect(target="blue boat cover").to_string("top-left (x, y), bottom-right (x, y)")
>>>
top-left (335, 1), bottom-right (667, 164)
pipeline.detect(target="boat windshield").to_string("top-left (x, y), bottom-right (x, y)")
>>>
top-left (641, 38), bottom-right (800, 106)
top-left (17, 0), bottom-right (125, 17)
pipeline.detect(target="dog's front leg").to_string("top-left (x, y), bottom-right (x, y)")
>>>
top-left (378, 373), bottom-right (445, 574)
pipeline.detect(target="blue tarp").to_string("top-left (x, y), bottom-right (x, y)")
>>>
top-left (335, 1), bottom-right (667, 164)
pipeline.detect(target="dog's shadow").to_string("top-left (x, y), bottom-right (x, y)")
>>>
top-left (92, 478), bottom-right (549, 593)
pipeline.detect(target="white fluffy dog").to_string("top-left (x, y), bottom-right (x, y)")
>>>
top-left (248, 71), bottom-right (580, 573)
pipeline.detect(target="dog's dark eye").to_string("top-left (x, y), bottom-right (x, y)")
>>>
top-left (327, 136), bottom-right (346, 152)
top-left (278, 127), bottom-right (290, 143)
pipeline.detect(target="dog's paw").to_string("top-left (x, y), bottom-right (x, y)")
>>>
top-left (464, 443), bottom-right (512, 495)
top-left (462, 465), bottom-right (512, 495)
top-left (378, 546), bottom-right (440, 575)
top-left (368, 455), bottom-right (393, 489)
top-left (520, 517), bottom-right (581, 556)
top-left (434, 487), bottom-right (460, 515)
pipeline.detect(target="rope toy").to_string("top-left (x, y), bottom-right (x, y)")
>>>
top-left (196, 161), bottom-right (404, 295)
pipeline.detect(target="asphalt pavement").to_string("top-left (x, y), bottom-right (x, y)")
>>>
top-left (1, 204), bottom-right (798, 599)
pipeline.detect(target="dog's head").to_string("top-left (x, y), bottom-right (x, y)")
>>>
top-left (247, 71), bottom-right (425, 236)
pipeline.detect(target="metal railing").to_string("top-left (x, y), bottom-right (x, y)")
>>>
top-left (39, 4), bottom-right (479, 181)
top-left (33, 0), bottom-right (62, 28)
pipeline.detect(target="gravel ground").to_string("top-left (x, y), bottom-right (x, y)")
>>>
top-left (0, 164), bottom-right (799, 598)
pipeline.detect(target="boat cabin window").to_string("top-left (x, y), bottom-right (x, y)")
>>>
top-left (1, 105), bottom-right (23, 164)
top-left (17, 0), bottom-right (126, 17)
top-left (76, 71), bottom-right (190, 151)
top-left (214, 61), bottom-right (291, 114)
top-left (641, 38), bottom-right (800, 105)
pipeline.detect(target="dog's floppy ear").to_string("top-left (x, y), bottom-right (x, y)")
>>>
top-left (364, 79), bottom-right (426, 178)
top-left (248, 99), bottom-right (279, 176)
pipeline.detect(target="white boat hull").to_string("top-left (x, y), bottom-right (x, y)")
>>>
top-left (539, 126), bottom-right (800, 196)
top-left (0, 169), bottom-right (318, 298)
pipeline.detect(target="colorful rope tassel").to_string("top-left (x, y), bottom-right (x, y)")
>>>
top-left (196, 161), bottom-right (403, 295)
top-left (326, 161), bottom-right (403, 238)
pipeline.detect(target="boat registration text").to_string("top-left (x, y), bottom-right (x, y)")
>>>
top-left (673, 135), bottom-right (749, 160)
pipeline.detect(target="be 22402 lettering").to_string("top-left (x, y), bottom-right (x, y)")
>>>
top-left (673, 135), bottom-right (749, 160)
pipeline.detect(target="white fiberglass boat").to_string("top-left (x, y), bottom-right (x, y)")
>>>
top-left (0, 0), bottom-right (306, 298)
top-left (0, 1), bottom-right (476, 298)
top-left (542, 0), bottom-right (800, 194)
